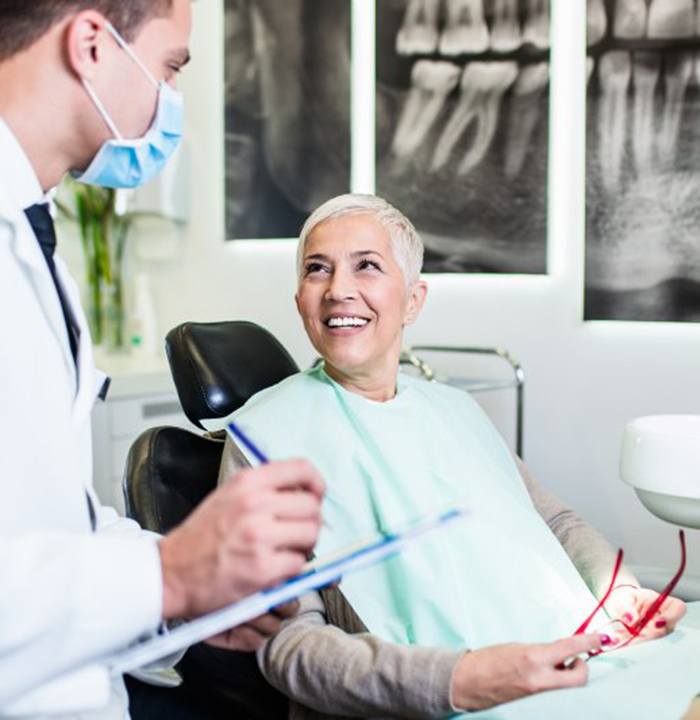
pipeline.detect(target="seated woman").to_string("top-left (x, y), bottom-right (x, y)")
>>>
top-left (216, 194), bottom-right (687, 719)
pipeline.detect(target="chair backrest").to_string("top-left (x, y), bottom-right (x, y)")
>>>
top-left (123, 322), bottom-right (299, 718)
top-left (166, 321), bottom-right (300, 429)
top-left (124, 426), bottom-right (223, 532)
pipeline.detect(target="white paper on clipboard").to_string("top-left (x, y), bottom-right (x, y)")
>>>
top-left (105, 507), bottom-right (467, 676)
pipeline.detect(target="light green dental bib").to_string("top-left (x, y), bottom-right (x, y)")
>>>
top-left (229, 365), bottom-right (600, 650)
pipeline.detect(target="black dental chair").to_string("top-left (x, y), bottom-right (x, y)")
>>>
top-left (123, 321), bottom-right (299, 720)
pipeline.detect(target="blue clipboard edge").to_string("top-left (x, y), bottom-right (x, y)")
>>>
top-left (106, 507), bottom-right (467, 676)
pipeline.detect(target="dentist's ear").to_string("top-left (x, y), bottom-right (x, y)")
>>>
top-left (403, 280), bottom-right (428, 326)
top-left (65, 10), bottom-right (111, 81)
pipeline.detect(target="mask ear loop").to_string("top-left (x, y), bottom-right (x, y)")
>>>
top-left (82, 78), bottom-right (123, 140)
top-left (82, 22), bottom-right (162, 141)
top-left (106, 23), bottom-right (160, 90)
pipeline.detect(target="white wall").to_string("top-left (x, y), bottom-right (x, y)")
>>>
top-left (102, 0), bottom-right (700, 573)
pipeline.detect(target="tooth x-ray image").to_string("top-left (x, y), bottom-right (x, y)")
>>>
top-left (586, 0), bottom-right (700, 322)
top-left (224, 0), bottom-right (351, 240)
top-left (376, 0), bottom-right (551, 274)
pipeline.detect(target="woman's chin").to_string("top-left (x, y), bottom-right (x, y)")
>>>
top-left (322, 357), bottom-right (371, 380)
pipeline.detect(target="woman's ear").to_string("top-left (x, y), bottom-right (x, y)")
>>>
top-left (65, 10), bottom-right (110, 82)
top-left (404, 280), bottom-right (428, 326)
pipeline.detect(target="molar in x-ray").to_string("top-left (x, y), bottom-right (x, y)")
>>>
top-left (491, 0), bottom-right (522, 53)
top-left (587, 0), bottom-right (607, 47)
top-left (430, 61), bottom-right (519, 175)
top-left (657, 52), bottom-right (693, 169)
top-left (631, 52), bottom-right (661, 177)
top-left (397, 0), bottom-right (442, 55)
top-left (392, 61), bottom-right (462, 159)
top-left (504, 61), bottom-right (549, 179)
top-left (377, 0), bottom-right (551, 274)
top-left (597, 51), bottom-right (631, 194)
top-left (522, 0), bottom-right (549, 50)
top-left (440, 0), bottom-right (490, 55)
top-left (647, 0), bottom-right (695, 39)
top-left (614, 0), bottom-right (647, 39)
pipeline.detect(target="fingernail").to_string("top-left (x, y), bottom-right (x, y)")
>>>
top-left (655, 619), bottom-right (667, 629)
top-left (600, 634), bottom-right (612, 646)
top-left (623, 613), bottom-right (634, 623)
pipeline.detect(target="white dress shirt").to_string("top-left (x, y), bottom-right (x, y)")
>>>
top-left (0, 118), bottom-right (164, 718)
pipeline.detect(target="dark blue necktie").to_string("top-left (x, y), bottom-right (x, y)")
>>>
top-left (24, 203), bottom-right (80, 364)
top-left (25, 204), bottom-right (95, 530)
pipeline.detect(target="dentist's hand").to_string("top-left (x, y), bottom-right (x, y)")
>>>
top-left (205, 601), bottom-right (300, 651)
top-left (158, 459), bottom-right (324, 620)
top-left (450, 634), bottom-right (604, 711)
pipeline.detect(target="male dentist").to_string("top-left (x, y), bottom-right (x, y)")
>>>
top-left (0, 0), bottom-right (324, 716)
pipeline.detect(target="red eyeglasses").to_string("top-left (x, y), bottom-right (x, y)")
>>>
top-left (573, 529), bottom-right (686, 655)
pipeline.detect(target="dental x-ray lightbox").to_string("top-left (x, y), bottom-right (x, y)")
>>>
top-left (377, 0), bottom-right (551, 274)
top-left (585, 0), bottom-right (700, 323)
top-left (223, 0), bottom-right (552, 277)
top-left (223, 0), bottom-right (352, 240)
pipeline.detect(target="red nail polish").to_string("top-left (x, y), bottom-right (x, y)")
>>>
top-left (623, 613), bottom-right (633, 623)
top-left (655, 619), bottom-right (667, 629)
top-left (601, 634), bottom-right (612, 646)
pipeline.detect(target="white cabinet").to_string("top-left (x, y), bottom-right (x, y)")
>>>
top-left (91, 351), bottom-right (199, 514)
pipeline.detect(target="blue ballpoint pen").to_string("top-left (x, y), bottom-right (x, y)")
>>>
top-left (227, 420), bottom-right (269, 465)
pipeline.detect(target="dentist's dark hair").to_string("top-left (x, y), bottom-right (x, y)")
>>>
top-left (0, 0), bottom-right (173, 61)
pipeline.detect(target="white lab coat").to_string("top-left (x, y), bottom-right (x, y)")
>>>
top-left (0, 120), bottom-right (164, 718)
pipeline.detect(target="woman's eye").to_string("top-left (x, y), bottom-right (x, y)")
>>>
top-left (304, 263), bottom-right (328, 275)
top-left (357, 259), bottom-right (380, 272)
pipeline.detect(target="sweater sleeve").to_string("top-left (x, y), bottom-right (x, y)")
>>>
top-left (516, 457), bottom-right (639, 598)
top-left (258, 592), bottom-right (465, 719)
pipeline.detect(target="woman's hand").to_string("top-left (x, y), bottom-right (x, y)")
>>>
top-left (450, 634), bottom-right (603, 711)
top-left (604, 586), bottom-right (686, 642)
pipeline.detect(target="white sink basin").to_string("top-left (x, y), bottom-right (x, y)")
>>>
top-left (621, 415), bottom-right (700, 529)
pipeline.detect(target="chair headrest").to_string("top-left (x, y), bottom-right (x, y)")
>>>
top-left (166, 321), bottom-right (300, 429)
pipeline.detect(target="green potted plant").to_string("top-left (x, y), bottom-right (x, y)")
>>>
top-left (55, 180), bottom-right (164, 352)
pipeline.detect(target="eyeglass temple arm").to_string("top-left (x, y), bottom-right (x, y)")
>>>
top-left (573, 548), bottom-right (624, 635)
top-left (628, 529), bottom-right (687, 638)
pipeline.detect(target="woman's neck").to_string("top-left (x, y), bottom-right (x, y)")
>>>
top-left (323, 361), bottom-right (399, 403)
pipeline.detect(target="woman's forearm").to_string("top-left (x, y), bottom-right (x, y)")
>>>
top-left (516, 457), bottom-right (639, 598)
top-left (258, 592), bottom-right (464, 718)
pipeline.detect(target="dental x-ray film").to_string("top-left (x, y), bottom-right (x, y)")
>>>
top-left (376, 0), bottom-right (551, 274)
top-left (585, 0), bottom-right (700, 322)
top-left (224, 0), bottom-right (351, 240)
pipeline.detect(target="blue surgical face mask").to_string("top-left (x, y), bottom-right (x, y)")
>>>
top-left (73, 23), bottom-right (184, 189)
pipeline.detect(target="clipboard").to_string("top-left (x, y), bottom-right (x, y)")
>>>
top-left (106, 507), bottom-right (467, 676)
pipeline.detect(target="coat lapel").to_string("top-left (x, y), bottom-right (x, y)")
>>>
top-left (0, 183), bottom-right (79, 392)
top-left (56, 258), bottom-right (99, 424)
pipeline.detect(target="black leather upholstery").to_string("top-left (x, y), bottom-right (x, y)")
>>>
top-left (166, 321), bottom-right (299, 429)
top-left (124, 427), bottom-right (223, 533)
top-left (123, 431), bottom-right (288, 717)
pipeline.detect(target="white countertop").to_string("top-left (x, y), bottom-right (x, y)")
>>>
top-left (93, 348), bottom-right (176, 400)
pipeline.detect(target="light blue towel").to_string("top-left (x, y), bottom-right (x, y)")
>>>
top-left (468, 601), bottom-right (700, 719)
top-left (230, 366), bottom-right (600, 648)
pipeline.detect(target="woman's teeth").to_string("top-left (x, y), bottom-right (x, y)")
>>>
top-left (326, 316), bottom-right (369, 328)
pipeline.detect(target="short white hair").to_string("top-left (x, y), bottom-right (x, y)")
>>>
top-left (296, 193), bottom-right (424, 285)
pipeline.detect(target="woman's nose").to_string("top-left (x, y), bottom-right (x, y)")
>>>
top-left (324, 269), bottom-right (357, 302)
